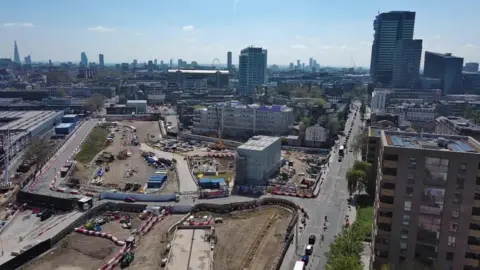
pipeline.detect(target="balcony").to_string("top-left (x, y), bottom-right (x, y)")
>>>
top-left (383, 160), bottom-right (397, 168)
top-left (469, 245), bottom-right (480, 252)
top-left (470, 230), bottom-right (480, 238)
top-left (379, 202), bottom-right (394, 210)
top-left (375, 242), bottom-right (389, 250)
top-left (378, 216), bottom-right (392, 223)
top-left (380, 189), bottom-right (394, 196)
top-left (475, 200), bottom-right (480, 208)
top-left (382, 174), bottom-right (395, 181)
top-left (464, 258), bottom-right (480, 267)
top-left (376, 229), bottom-right (391, 237)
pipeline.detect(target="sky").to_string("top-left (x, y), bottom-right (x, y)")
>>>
top-left (0, 0), bottom-right (479, 67)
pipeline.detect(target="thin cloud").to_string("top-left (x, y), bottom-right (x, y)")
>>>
top-left (291, 44), bottom-right (308, 49)
top-left (2, 22), bottom-right (34, 28)
top-left (182, 25), bottom-right (194, 31)
top-left (88, 26), bottom-right (115, 32)
top-left (185, 38), bottom-right (198, 43)
top-left (135, 32), bottom-right (142, 36)
top-left (233, 0), bottom-right (241, 11)
top-left (321, 46), bottom-right (332, 50)
top-left (465, 44), bottom-right (477, 48)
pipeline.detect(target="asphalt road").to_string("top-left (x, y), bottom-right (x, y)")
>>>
top-left (280, 102), bottom-right (364, 270)
top-left (140, 144), bottom-right (198, 193)
top-left (24, 119), bottom-right (99, 197)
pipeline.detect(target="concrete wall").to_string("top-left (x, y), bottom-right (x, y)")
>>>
top-left (99, 192), bottom-right (176, 202)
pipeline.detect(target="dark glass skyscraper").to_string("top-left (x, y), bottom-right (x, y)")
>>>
top-left (238, 47), bottom-right (267, 97)
top-left (424, 52), bottom-right (464, 94)
top-left (370, 11), bottom-right (416, 85)
top-left (13, 41), bottom-right (20, 64)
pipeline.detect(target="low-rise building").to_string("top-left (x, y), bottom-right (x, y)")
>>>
top-left (436, 116), bottom-right (480, 142)
top-left (304, 124), bottom-right (328, 147)
top-left (235, 136), bottom-right (281, 186)
top-left (126, 100), bottom-right (147, 114)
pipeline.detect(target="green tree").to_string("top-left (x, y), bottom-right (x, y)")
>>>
top-left (318, 115), bottom-right (328, 126)
top-left (302, 116), bottom-right (312, 127)
top-left (325, 255), bottom-right (363, 270)
top-left (326, 227), bottom-right (364, 263)
top-left (352, 161), bottom-right (374, 197)
top-left (327, 117), bottom-right (340, 136)
top-left (346, 169), bottom-right (365, 196)
top-left (360, 103), bottom-right (366, 119)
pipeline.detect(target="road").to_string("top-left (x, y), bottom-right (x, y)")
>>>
top-left (279, 102), bottom-right (364, 270)
top-left (140, 144), bottom-right (198, 193)
top-left (24, 119), bottom-right (99, 197)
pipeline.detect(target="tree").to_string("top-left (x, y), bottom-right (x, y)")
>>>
top-left (302, 116), bottom-right (312, 127)
top-left (24, 137), bottom-right (51, 175)
top-left (86, 93), bottom-right (105, 112)
top-left (346, 169), bottom-right (365, 196)
top-left (326, 227), bottom-right (364, 264)
top-left (56, 88), bottom-right (67, 97)
top-left (317, 115), bottom-right (328, 126)
top-left (360, 103), bottom-right (366, 119)
top-left (352, 160), bottom-right (374, 197)
top-left (327, 117), bottom-right (340, 136)
top-left (325, 255), bottom-right (363, 270)
top-left (351, 132), bottom-right (368, 156)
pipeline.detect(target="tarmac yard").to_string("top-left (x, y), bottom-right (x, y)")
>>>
top-left (212, 206), bottom-right (292, 270)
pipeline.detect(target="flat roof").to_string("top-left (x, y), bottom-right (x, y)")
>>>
top-left (0, 111), bottom-right (62, 133)
top-left (63, 114), bottom-right (77, 118)
top-left (166, 229), bottom-right (211, 270)
top-left (383, 131), bottom-right (480, 153)
top-left (436, 116), bottom-right (480, 132)
top-left (168, 69), bottom-right (229, 75)
top-left (237, 136), bottom-right (280, 151)
top-left (126, 100), bottom-right (147, 104)
top-left (56, 123), bottom-right (74, 128)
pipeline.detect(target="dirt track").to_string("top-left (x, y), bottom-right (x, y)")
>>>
top-left (124, 215), bottom-right (183, 269)
top-left (213, 207), bottom-right (292, 270)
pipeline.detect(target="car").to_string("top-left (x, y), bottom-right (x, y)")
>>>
top-left (305, 244), bottom-right (313, 255)
top-left (124, 197), bottom-right (136, 203)
top-left (308, 234), bottom-right (316, 245)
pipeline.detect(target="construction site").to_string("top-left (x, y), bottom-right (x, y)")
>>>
top-left (21, 209), bottom-right (183, 270)
top-left (68, 121), bottom-right (179, 194)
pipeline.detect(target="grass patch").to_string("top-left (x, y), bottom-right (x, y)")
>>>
top-left (355, 195), bottom-right (374, 235)
top-left (75, 126), bottom-right (109, 164)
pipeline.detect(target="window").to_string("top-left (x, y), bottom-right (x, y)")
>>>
top-left (475, 193), bottom-right (480, 200)
top-left (470, 223), bottom-right (480, 231)
top-left (384, 154), bottom-right (398, 161)
top-left (477, 176), bottom-right (480, 186)
top-left (459, 162), bottom-right (467, 173)
top-left (405, 187), bottom-right (414, 197)
top-left (456, 176), bottom-right (465, 189)
top-left (407, 172), bottom-right (415, 184)
top-left (449, 222), bottom-right (458, 232)
top-left (383, 167), bottom-right (397, 176)
top-left (452, 208), bottom-right (460, 219)
top-left (408, 157), bottom-right (417, 169)
top-left (379, 211), bottom-right (393, 218)
top-left (404, 200), bottom-right (412, 212)
top-left (400, 242), bottom-right (407, 253)
top-left (445, 251), bottom-right (454, 261)
top-left (447, 236), bottom-right (456, 247)
top-left (403, 214), bottom-right (410, 225)
top-left (401, 229), bottom-right (409, 239)
top-left (454, 193), bottom-right (463, 204)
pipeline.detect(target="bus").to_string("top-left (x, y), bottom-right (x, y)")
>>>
top-left (339, 145), bottom-right (345, 157)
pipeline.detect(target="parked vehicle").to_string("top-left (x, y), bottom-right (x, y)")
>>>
top-left (308, 234), bottom-right (316, 245)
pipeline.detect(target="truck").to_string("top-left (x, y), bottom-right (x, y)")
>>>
top-left (339, 145), bottom-right (345, 157)
top-left (294, 261), bottom-right (305, 270)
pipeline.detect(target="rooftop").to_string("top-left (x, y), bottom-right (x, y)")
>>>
top-left (383, 131), bottom-right (480, 153)
top-left (436, 116), bottom-right (480, 132)
top-left (57, 123), bottom-right (74, 128)
top-left (126, 100), bottom-right (147, 104)
top-left (168, 69), bottom-right (229, 75)
top-left (0, 111), bottom-right (62, 132)
top-left (237, 136), bottom-right (280, 151)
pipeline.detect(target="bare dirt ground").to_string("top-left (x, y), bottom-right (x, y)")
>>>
top-left (120, 120), bottom-right (161, 143)
top-left (22, 214), bottom-right (141, 270)
top-left (213, 206), bottom-right (292, 270)
top-left (159, 168), bottom-right (179, 194)
top-left (282, 151), bottom-right (313, 184)
top-left (124, 215), bottom-right (183, 269)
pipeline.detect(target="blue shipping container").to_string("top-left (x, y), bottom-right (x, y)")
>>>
top-left (147, 182), bottom-right (164, 189)
top-left (211, 178), bottom-right (225, 185)
top-left (62, 114), bottom-right (78, 124)
top-left (198, 178), bottom-right (211, 184)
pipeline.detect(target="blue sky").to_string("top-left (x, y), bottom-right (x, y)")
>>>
top-left (0, 0), bottom-right (479, 67)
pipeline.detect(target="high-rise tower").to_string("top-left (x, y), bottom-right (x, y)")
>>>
top-left (238, 47), bottom-right (267, 97)
top-left (370, 11), bottom-right (416, 85)
top-left (227, 51), bottom-right (232, 70)
top-left (80, 52), bottom-right (88, 67)
top-left (13, 41), bottom-right (21, 64)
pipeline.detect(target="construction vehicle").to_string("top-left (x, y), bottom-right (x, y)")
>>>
top-left (120, 252), bottom-right (135, 268)
top-left (211, 128), bottom-right (225, 151)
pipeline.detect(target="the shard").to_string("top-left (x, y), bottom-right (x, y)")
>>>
top-left (13, 41), bottom-right (21, 64)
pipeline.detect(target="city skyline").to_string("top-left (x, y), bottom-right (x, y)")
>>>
top-left (0, 0), bottom-right (479, 66)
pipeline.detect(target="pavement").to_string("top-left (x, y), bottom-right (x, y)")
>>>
top-left (23, 119), bottom-right (99, 198)
top-left (279, 102), bottom-right (364, 270)
top-left (140, 144), bottom-right (198, 193)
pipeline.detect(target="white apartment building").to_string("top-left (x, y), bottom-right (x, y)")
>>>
top-left (304, 124), bottom-right (328, 147)
top-left (371, 90), bottom-right (390, 111)
top-left (386, 105), bottom-right (436, 122)
top-left (193, 102), bottom-right (294, 138)
top-left (235, 136), bottom-right (281, 186)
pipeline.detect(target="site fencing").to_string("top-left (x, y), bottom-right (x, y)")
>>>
top-left (99, 192), bottom-right (176, 202)
top-left (0, 239), bottom-right (51, 270)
